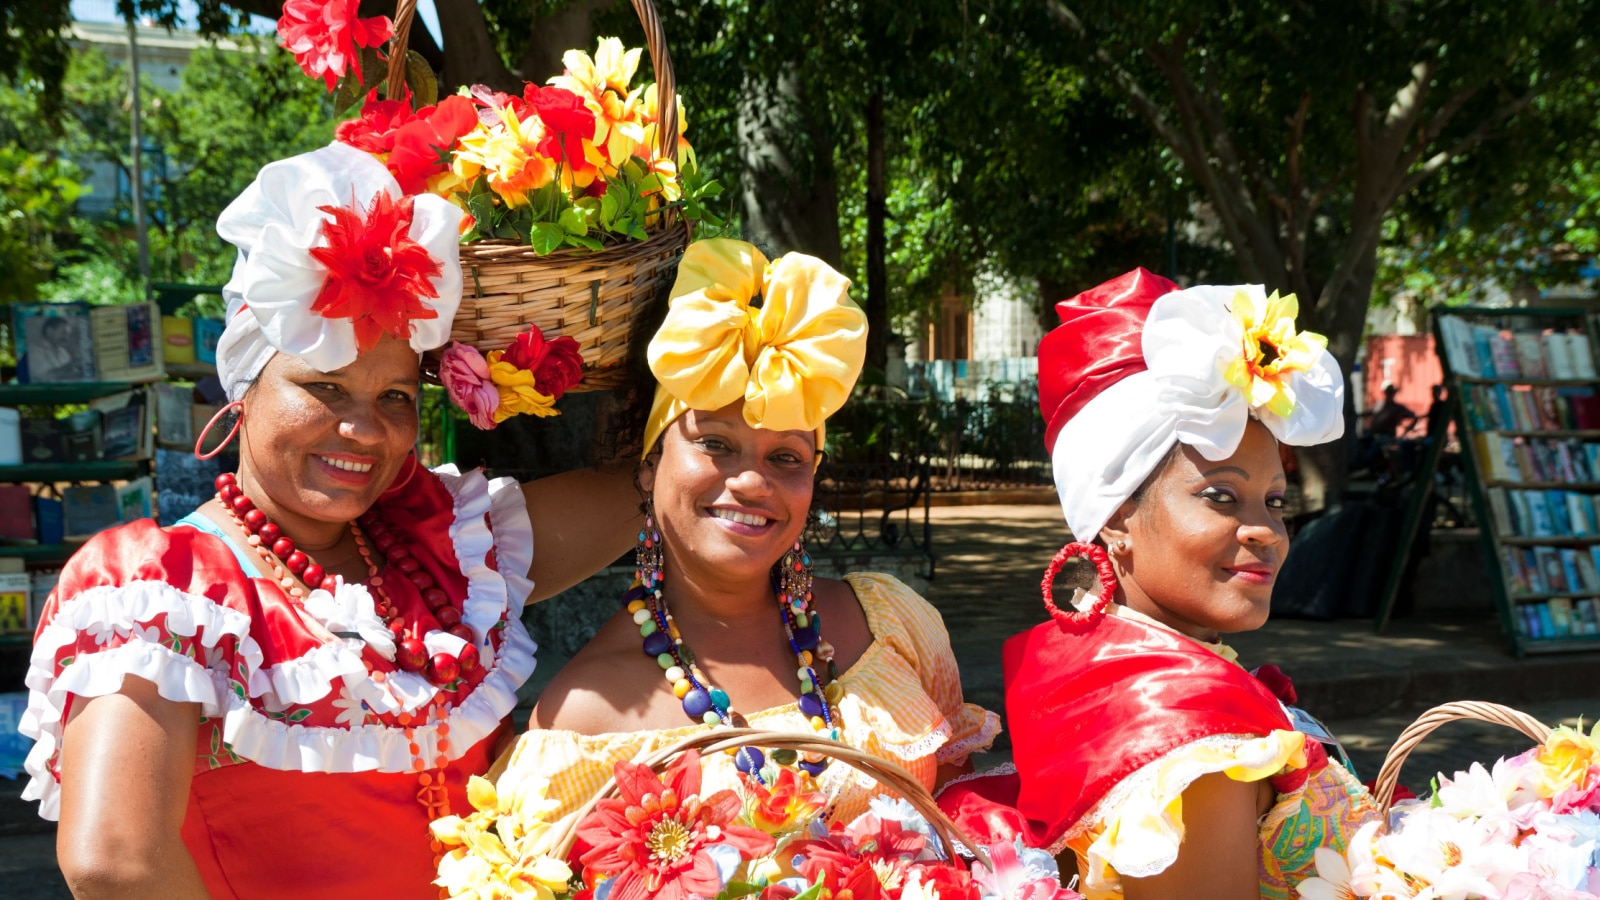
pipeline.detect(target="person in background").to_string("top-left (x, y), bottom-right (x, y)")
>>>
top-left (1368, 383), bottom-right (1418, 437)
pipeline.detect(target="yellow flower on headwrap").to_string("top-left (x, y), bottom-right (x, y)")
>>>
top-left (643, 239), bottom-right (867, 455)
top-left (487, 350), bottom-right (559, 421)
top-left (1222, 288), bottom-right (1328, 417)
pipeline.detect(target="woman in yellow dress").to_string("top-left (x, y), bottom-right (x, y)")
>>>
top-left (493, 239), bottom-right (999, 822)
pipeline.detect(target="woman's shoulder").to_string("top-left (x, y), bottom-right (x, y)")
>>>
top-left (530, 606), bottom-right (652, 734)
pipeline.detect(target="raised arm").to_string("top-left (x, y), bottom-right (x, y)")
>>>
top-left (1121, 773), bottom-right (1273, 900)
top-left (522, 462), bottom-right (643, 603)
top-left (57, 677), bottom-right (208, 899)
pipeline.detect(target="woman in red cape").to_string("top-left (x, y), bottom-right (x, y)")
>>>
top-left (936, 270), bottom-right (1381, 900)
top-left (22, 143), bottom-right (640, 898)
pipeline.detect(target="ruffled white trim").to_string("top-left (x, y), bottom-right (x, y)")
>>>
top-left (21, 466), bottom-right (541, 821)
top-left (20, 580), bottom-right (268, 819)
top-left (1066, 730), bottom-right (1302, 883)
top-left (935, 708), bottom-right (1002, 766)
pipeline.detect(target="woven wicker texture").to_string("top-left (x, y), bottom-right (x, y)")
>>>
top-left (1371, 700), bottom-right (1553, 811)
top-left (391, 0), bottom-right (687, 391)
top-left (545, 728), bottom-right (994, 870)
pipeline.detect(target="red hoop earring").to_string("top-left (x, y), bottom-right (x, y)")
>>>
top-left (194, 401), bottom-right (244, 460)
top-left (1040, 541), bottom-right (1119, 627)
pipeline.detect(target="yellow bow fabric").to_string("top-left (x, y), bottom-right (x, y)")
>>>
top-left (643, 238), bottom-right (867, 456)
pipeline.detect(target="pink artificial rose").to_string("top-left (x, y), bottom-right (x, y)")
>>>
top-left (439, 342), bottom-right (500, 430)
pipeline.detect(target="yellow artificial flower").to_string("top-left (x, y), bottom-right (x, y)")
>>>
top-left (551, 38), bottom-right (650, 168)
top-left (488, 350), bottom-right (560, 421)
top-left (641, 83), bottom-right (693, 162)
top-left (452, 108), bottom-right (557, 206)
top-left (432, 775), bottom-right (574, 900)
top-left (1222, 288), bottom-right (1327, 417)
top-left (1531, 723), bottom-right (1598, 799)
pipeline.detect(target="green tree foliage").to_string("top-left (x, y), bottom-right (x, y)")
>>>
top-left (0, 149), bottom-right (85, 304)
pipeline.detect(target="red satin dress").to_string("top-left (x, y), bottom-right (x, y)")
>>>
top-left (20, 463), bottom-right (537, 899)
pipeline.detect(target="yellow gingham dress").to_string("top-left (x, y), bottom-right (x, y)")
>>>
top-left (495, 572), bottom-right (1001, 824)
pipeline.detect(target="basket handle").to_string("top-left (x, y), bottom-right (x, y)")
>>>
top-left (1370, 701), bottom-right (1553, 811)
top-left (546, 728), bottom-right (993, 870)
top-left (385, 0), bottom-right (680, 164)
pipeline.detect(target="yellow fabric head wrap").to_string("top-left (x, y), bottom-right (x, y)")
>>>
top-left (643, 238), bottom-right (868, 457)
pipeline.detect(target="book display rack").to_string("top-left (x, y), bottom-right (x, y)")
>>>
top-left (1436, 307), bottom-right (1600, 655)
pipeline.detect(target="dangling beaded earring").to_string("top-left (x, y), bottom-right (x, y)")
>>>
top-left (636, 499), bottom-right (663, 591)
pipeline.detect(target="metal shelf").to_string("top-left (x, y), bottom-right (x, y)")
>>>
top-left (1456, 376), bottom-right (1597, 387)
top-left (0, 460), bottom-right (148, 483)
top-left (0, 382), bottom-right (136, 405)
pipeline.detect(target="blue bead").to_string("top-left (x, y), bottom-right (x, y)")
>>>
top-left (682, 688), bottom-right (713, 719)
top-left (798, 691), bottom-right (825, 719)
top-left (797, 759), bottom-right (828, 776)
top-left (734, 747), bottom-right (766, 775)
top-left (792, 626), bottom-right (820, 651)
top-left (642, 631), bottom-right (672, 657)
top-left (623, 584), bottom-right (647, 605)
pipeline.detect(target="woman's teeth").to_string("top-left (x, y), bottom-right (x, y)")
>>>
top-left (712, 509), bottom-right (769, 526)
top-left (320, 456), bottom-right (373, 473)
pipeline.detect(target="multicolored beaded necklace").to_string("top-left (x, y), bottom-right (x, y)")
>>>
top-left (630, 515), bottom-right (842, 784)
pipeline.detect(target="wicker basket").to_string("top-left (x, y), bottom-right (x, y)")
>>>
top-left (543, 728), bottom-right (994, 869)
top-left (391, 0), bottom-right (688, 392)
top-left (1369, 700), bottom-right (1553, 811)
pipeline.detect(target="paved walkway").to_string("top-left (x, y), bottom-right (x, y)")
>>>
top-left (3, 503), bottom-right (1596, 894)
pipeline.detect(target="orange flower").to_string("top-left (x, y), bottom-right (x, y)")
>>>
top-left (743, 768), bottom-right (827, 835)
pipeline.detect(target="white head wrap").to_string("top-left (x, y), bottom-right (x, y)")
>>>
top-left (1050, 283), bottom-right (1344, 540)
top-left (214, 142), bottom-right (464, 401)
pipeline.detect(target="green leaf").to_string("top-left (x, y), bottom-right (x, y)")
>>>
top-left (58, 655), bottom-right (74, 668)
top-left (404, 50), bottom-right (437, 109)
top-left (559, 207), bottom-right (589, 236)
top-left (287, 708), bottom-right (313, 723)
top-left (530, 222), bottom-right (566, 255)
top-left (718, 882), bottom-right (762, 900)
top-left (791, 882), bottom-right (825, 900)
top-left (565, 234), bottom-right (604, 251)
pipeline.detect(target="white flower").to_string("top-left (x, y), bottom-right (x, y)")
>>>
top-left (1436, 762), bottom-right (1511, 820)
top-left (1296, 846), bottom-right (1358, 900)
top-left (301, 580), bottom-right (396, 660)
top-left (121, 622), bottom-right (165, 645)
top-left (1374, 806), bottom-right (1502, 898)
top-left (330, 684), bottom-right (372, 727)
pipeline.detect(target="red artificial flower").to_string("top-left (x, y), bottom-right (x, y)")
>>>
top-left (308, 191), bottom-right (441, 353)
top-left (501, 326), bottom-right (584, 398)
top-left (1250, 664), bottom-right (1298, 705)
top-left (277, 0), bottom-right (393, 92)
top-left (336, 90), bottom-right (418, 154)
top-left (523, 84), bottom-right (598, 167)
top-left (386, 95), bottom-right (480, 194)
top-left (913, 863), bottom-right (982, 900)
top-left (575, 751), bottom-right (775, 900)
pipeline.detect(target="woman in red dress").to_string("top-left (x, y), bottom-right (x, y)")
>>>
top-left (938, 269), bottom-right (1381, 899)
top-left (22, 143), bottom-right (641, 898)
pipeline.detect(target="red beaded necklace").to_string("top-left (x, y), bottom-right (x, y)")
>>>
top-left (212, 472), bottom-right (479, 687)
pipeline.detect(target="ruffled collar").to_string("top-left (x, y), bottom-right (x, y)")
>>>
top-left (1072, 589), bottom-right (1241, 665)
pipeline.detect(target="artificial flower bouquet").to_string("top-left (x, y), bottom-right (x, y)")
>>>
top-left (431, 749), bottom-right (1084, 900)
top-left (1300, 722), bottom-right (1600, 899)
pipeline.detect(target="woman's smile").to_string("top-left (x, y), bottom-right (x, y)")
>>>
top-left (312, 451), bottom-right (380, 486)
top-left (708, 505), bottom-right (777, 534)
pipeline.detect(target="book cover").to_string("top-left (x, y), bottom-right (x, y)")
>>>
top-left (161, 315), bottom-right (196, 364)
top-left (1535, 546), bottom-right (1567, 591)
top-left (0, 485), bottom-right (33, 542)
top-left (1462, 386), bottom-right (1492, 431)
top-left (1569, 332), bottom-right (1598, 379)
top-left (1547, 490), bottom-right (1573, 535)
top-left (62, 485), bottom-right (119, 539)
top-left (91, 302), bottom-right (166, 383)
top-left (61, 410), bottom-right (102, 462)
top-left (1568, 389), bottom-right (1600, 429)
top-left (101, 404), bottom-right (145, 460)
top-left (1537, 602), bottom-right (1560, 638)
top-left (1525, 548), bottom-right (1548, 593)
top-left (0, 572), bottom-right (28, 633)
top-left (1559, 550), bottom-right (1584, 596)
top-left (1533, 387), bottom-right (1565, 431)
top-left (1473, 326), bottom-right (1499, 377)
top-left (1513, 439), bottom-right (1539, 482)
top-left (33, 494), bottom-right (63, 544)
top-left (153, 383), bottom-right (194, 450)
top-left (193, 318), bottom-right (224, 366)
top-left (1581, 599), bottom-right (1600, 633)
top-left (1489, 333), bottom-right (1521, 379)
top-left (1567, 491), bottom-right (1594, 536)
top-left (19, 417), bottom-right (64, 463)
top-left (1509, 490), bottom-right (1533, 536)
top-left (1439, 316), bottom-right (1481, 377)
top-left (1544, 331), bottom-right (1576, 380)
top-left (14, 302), bottom-right (96, 384)
top-left (1523, 604), bottom-right (1543, 639)
top-left (1513, 332), bottom-right (1549, 379)
top-left (1574, 551), bottom-right (1600, 592)
top-left (1486, 488), bottom-right (1513, 535)
top-left (116, 476), bottom-right (153, 523)
top-left (1550, 597), bottom-right (1576, 636)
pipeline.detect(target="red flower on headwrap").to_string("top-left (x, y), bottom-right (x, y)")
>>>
top-left (308, 191), bottom-right (442, 352)
top-left (277, 0), bottom-right (392, 92)
top-left (502, 326), bottom-right (584, 398)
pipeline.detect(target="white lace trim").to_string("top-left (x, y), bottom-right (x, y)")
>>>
top-left (935, 709), bottom-right (1002, 766)
top-left (932, 761), bottom-right (1017, 800)
top-left (20, 466), bottom-right (540, 821)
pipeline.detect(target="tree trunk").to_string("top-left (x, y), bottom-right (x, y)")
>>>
top-left (433, 0), bottom-right (518, 93)
top-left (736, 69), bottom-right (843, 267)
top-left (514, 0), bottom-right (609, 82)
top-left (865, 90), bottom-right (888, 374)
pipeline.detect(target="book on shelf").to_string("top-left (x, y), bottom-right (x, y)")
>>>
top-left (1515, 598), bottom-right (1600, 639)
top-left (1576, 551), bottom-right (1600, 591)
top-left (62, 484), bottom-right (118, 540)
top-left (91, 302), bottom-right (165, 383)
top-left (162, 316), bottom-right (196, 364)
top-left (0, 485), bottom-right (32, 542)
top-left (12, 302), bottom-right (95, 384)
top-left (33, 492), bottom-right (63, 544)
top-left (0, 570), bottom-right (28, 632)
top-left (153, 383), bottom-right (194, 450)
top-left (90, 390), bottom-right (149, 461)
top-left (1559, 550), bottom-right (1585, 595)
top-left (1439, 315), bottom-right (1599, 382)
top-left (116, 476), bottom-right (153, 523)
top-left (194, 318), bottom-right (223, 365)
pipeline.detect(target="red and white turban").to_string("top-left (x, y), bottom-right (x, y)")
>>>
top-left (1040, 268), bottom-right (1344, 540)
top-left (214, 142), bottom-right (463, 401)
